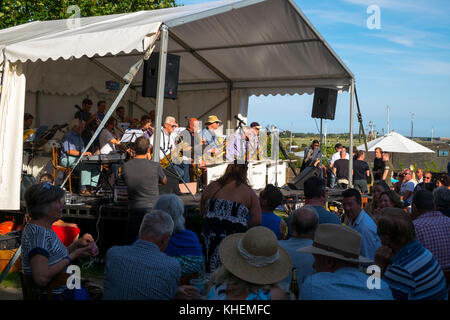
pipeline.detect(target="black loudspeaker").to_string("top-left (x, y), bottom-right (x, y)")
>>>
top-left (142, 53), bottom-right (180, 99)
top-left (311, 88), bottom-right (338, 120)
top-left (288, 166), bottom-right (321, 190)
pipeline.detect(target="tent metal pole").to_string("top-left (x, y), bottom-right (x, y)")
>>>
top-left (153, 25), bottom-right (169, 163)
top-left (227, 84), bottom-right (232, 130)
top-left (348, 78), bottom-right (355, 189)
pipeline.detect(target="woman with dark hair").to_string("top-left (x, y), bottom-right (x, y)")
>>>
top-left (374, 190), bottom-right (405, 221)
top-left (22, 182), bottom-right (98, 299)
top-left (436, 175), bottom-right (450, 189)
top-left (365, 180), bottom-right (390, 216)
top-left (200, 163), bottom-right (261, 274)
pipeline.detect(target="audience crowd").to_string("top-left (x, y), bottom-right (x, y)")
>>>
top-left (20, 143), bottom-right (450, 301)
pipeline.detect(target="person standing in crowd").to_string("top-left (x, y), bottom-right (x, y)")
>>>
top-left (207, 227), bottom-right (290, 300)
top-left (22, 183), bottom-right (98, 300)
top-left (399, 168), bottom-right (417, 207)
top-left (103, 210), bottom-right (200, 300)
top-left (411, 190), bottom-right (450, 272)
top-left (259, 184), bottom-right (286, 240)
top-left (200, 163), bottom-right (261, 274)
top-left (415, 168), bottom-right (424, 184)
top-left (373, 147), bottom-right (384, 180)
top-left (353, 150), bottom-right (370, 194)
top-left (342, 189), bottom-right (381, 260)
top-left (381, 152), bottom-right (394, 187)
top-left (278, 205), bottom-right (317, 293)
top-left (298, 224), bottom-right (393, 300)
top-left (153, 194), bottom-right (204, 278)
top-left (434, 187), bottom-right (450, 218)
top-left (122, 137), bottom-right (167, 244)
top-left (329, 143), bottom-right (348, 188)
top-left (332, 149), bottom-right (350, 189)
top-left (375, 208), bottom-right (448, 300)
top-left (60, 119), bottom-right (99, 196)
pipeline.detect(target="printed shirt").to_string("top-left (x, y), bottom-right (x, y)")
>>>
top-left (383, 240), bottom-right (448, 300)
top-left (348, 209), bottom-right (381, 260)
top-left (299, 267), bottom-right (393, 300)
top-left (103, 240), bottom-right (181, 300)
top-left (413, 211), bottom-right (450, 270)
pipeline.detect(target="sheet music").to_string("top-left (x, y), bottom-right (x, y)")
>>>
top-left (120, 129), bottom-right (144, 143)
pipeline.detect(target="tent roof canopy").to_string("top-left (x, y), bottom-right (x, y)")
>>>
top-left (357, 131), bottom-right (435, 154)
top-left (0, 0), bottom-right (353, 96)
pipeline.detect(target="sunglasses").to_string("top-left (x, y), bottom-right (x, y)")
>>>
top-left (424, 176), bottom-right (432, 180)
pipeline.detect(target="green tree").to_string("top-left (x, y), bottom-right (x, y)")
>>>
top-left (0, 0), bottom-right (177, 29)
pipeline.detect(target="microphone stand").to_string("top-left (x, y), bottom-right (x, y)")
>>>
top-left (160, 147), bottom-right (196, 201)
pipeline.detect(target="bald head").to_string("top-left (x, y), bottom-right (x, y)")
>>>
top-left (188, 117), bottom-right (199, 132)
top-left (290, 205), bottom-right (319, 239)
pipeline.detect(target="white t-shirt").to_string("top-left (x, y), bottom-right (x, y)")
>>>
top-left (150, 128), bottom-right (178, 159)
top-left (330, 151), bottom-right (349, 165)
top-left (100, 129), bottom-right (116, 154)
top-left (400, 180), bottom-right (417, 203)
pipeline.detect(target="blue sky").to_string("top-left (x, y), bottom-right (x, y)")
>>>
top-left (178, 0), bottom-right (450, 137)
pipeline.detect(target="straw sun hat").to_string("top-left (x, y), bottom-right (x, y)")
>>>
top-left (219, 226), bottom-right (292, 285)
top-left (206, 115), bottom-right (222, 124)
top-left (297, 224), bottom-right (373, 264)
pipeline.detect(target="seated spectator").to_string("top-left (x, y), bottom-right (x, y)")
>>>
top-left (103, 210), bottom-right (200, 300)
top-left (375, 190), bottom-right (404, 218)
top-left (343, 189), bottom-right (381, 260)
top-left (303, 176), bottom-right (341, 225)
top-left (207, 226), bottom-right (291, 300)
top-left (414, 171), bottom-right (435, 193)
top-left (434, 187), bottom-right (450, 218)
top-left (278, 205), bottom-right (317, 292)
top-left (411, 190), bottom-right (450, 272)
top-left (436, 175), bottom-right (450, 189)
top-left (298, 223), bottom-right (393, 300)
top-left (22, 182), bottom-right (98, 300)
top-left (153, 194), bottom-right (204, 278)
top-left (38, 172), bottom-right (54, 185)
top-left (259, 184), bottom-right (286, 240)
top-left (375, 208), bottom-right (448, 300)
top-left (365, 180), bottom-right (390, 217)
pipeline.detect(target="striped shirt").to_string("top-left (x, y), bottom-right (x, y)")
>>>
top-left (21, 223), bottom-right (69, 294)
top-left (413, 211), bottom-right (450, 271)
top-left (383, 240), bottom-right (448, 300)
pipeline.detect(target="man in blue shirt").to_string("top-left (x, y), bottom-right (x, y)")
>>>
top-left (201, 115), bottom-right (221, 148)
top-left (343, 189), bottom-right (381, 260)
top-left (298, 223), bottom-right (393, 300)
top-left (103, 210), bottom-right (201, 300)
top-left (279, 205), bottom-right (317, 292)
top-left (60, 119), bottom-right (100, 195)
top-left (259, 184), bottom-right (286, 240)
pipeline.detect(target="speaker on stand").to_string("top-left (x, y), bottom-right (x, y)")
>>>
top-left (288, 166), bottom-right (322, 190)
top-left (142, 53), bottom-right (181, 99)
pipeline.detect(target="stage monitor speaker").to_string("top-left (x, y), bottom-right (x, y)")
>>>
top-left (142, 53), bottom-right (180, 99)
top-left (287, 166), bottom-right (321, 190)
top-left (311, 88), bottom-right (338, 120)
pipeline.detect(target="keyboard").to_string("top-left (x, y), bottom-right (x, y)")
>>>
top-left (81, 153), bottom-right (126, 164)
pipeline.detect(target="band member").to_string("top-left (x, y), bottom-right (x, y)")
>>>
top-left (74, 99), bottom-right (95, 150)
top-left (147, 110), bottom-right (155, 138)
top-left (99, 118), bottom-right (121, 155)
top-left (115, 106), bottom-right (131, 133)
top-left (201, 115), bottom-right (222, 149)
top-left (176, 118), bottom-right (205, 182)
top-left (226, 126), bottom-right (252, 162)
top-left (249, 121), bottom-right (263, 160)
top-left (24, 113), bottom-right (34, 131)
top-left (140, 115), bottom-right (153, 140)
top-left (151, 116), bottom-right (185, 179)
top-left (96, 100), bottom-right (107, 122)
top-left (60, 119), bottom-right (100, 196)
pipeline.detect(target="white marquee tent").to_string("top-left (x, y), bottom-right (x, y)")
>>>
top-left (357, 131), bottom-right (435, 154)
top-left (0, 0), bottom-right (355, 210)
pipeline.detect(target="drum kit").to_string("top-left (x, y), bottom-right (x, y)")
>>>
top-left (22, 124), bottom-right (68, 179)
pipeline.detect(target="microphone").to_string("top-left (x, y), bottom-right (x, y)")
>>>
top-left (234, 115), bottom-right (246, 126)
